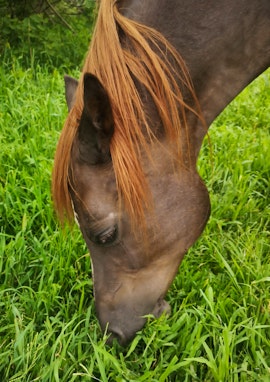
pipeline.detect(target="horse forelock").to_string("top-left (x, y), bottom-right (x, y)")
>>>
top-left (52, 0), bottom-right (204, 227)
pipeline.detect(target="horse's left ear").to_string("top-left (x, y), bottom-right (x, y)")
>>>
top-left (64, 75), bottom-right (78, 111)
top-left (77, 73), bottom-right (114, 164)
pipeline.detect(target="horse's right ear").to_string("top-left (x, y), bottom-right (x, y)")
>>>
top-left (64, 75), bottom-right (78, 111)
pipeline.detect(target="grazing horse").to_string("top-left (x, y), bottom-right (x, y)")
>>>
top-left (52, 0), bottom-right (270, 346)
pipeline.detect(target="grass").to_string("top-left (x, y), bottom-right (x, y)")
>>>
top-left (0, 56), bottom-right (269, 381)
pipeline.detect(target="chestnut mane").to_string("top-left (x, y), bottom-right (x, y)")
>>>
top-left (52, 0), bottom-right (203, 225)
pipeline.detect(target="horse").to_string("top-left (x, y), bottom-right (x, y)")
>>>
top-left (52, 0), bottom-right (270, 346)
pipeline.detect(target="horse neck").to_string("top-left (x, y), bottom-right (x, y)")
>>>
top-left (120, 0), bottom-right (270, 155)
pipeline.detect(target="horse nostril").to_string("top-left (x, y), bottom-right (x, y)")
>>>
top-left (107, 327), bottom-right (126, 346)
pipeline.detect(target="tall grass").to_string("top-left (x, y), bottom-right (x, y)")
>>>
top-left (0, 56), bottom-right (269, 381)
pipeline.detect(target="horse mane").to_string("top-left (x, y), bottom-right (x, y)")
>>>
top-left (52, 0), bottom-right (203, 226)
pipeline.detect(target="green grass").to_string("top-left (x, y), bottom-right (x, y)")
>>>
top-left (0, 57), bottom-right (269, 381)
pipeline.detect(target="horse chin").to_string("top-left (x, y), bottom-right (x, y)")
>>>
top-left (152, 298), bottom-right (171, 318)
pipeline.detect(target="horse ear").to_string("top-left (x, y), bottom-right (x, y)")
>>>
top-left (64, 75), bottom-right (78, 111)
top-left (77, 73), bottom-right (114, 164)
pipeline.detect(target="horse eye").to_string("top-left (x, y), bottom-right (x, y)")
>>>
top-left (94, 225), bottom-right (118, 246)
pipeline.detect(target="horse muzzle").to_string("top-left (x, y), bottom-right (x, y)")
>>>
top-left (97, 297), bottom-right (171, 347)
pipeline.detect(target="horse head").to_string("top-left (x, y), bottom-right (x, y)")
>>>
top-left (64, 73), bottom-right (210, 345)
